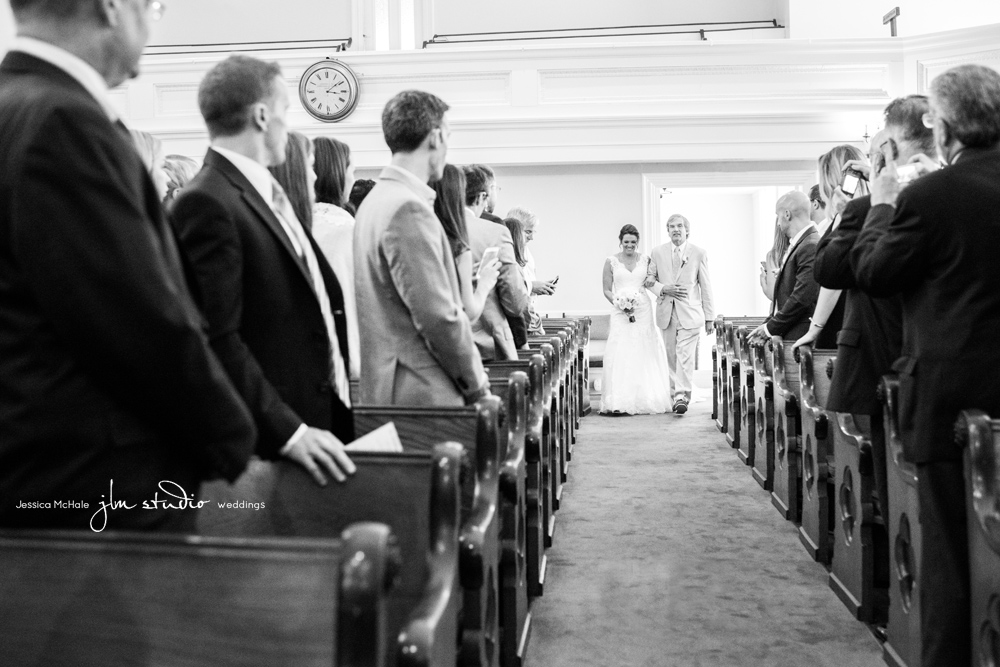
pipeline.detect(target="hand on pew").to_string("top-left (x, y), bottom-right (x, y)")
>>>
top-left (748, 322), bottom-right (770, 344)
top-left (282, 426), bottom-right (357, 486)
top-left (792, 327), bottom-right (820, 351)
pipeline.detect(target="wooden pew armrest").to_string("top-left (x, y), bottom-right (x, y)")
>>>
top-left (835, 412), bottom-right (874, 475)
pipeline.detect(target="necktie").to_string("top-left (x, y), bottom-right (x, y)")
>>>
top-left (272, 180), bottom-right (351, 408)
top-left (672, 247), bottom-right (681, 276)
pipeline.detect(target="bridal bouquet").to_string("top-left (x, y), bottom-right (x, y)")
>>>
top-left (614, 291), bottom-right (642, 323)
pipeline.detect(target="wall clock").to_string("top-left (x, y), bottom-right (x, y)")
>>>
top-left (299, 59), bottom-right (359, 122)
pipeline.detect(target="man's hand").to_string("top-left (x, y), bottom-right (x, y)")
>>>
top-left (283, 427), bottom-right (356, 486)
top-left (871, 157), bottom-right (902, 208)
top-left (531, 280), bottom-right (556, 296)
top-left (660, 284), bottom-right (688, 300)
top-left (704, 320), bottom-right (713, 335)
top-left (906, 153), bottom-right (941, 178)
top-left (748, 323), bottom-right (769, 344)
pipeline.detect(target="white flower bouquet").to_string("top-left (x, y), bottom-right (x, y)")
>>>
top-left (614, 291), bottom-right (642, 323)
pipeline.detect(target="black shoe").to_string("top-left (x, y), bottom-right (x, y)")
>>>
top-left (673, 400), bottom-right (688, 414)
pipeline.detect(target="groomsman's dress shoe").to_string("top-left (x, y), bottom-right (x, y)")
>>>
top-left (673, 398), bottom-right (688, 414)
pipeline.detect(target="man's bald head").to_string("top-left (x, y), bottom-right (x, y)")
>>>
top-left (775, 191), bottom-right (812, 240)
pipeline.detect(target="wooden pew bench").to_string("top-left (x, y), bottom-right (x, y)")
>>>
top-left (541, 316), bottom-right (592, 418)
top-left (955, 409), bottom-right (1000, 667)
top-left (734, 320), bottom-right (766, 465)
top-left (797, 346), bottom-right (836, 564)
top-left (198, 444), bottom-right (464, 667)
top-left (751, 338), bottom-right (776, 490)
top-left (353, 389), bottom-right (531, 667)
top-left (771, 337), bottom-right (803, 522)
top-left (0, 523), bottom-right (395, 667)
top-left (724, 317), bottom-right (766, 451)
top-left (713, 315), bottom-right (765, 436)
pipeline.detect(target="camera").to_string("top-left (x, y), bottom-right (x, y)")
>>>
top-left (896, 163), bottom-right (919, 185)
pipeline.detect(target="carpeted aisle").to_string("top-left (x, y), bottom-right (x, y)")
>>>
top-left (529, 396), bottom-right (882, 667)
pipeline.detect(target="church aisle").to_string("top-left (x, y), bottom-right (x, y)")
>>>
top-left (530, 398), bottom-right (882, 667)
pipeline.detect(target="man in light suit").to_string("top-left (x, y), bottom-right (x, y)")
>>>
top-left (0, 0), bottom-right (256, 531)
top-left (647, 214), bottom-right (715, 413)
top-left (464, 164), bottom-right (529, 360)
top-left (750, 191), bottom-right (820, 346)
top-left (171, 55), bottom-right (355, 487)
top-left (354, 91), bottom-right (489, 406)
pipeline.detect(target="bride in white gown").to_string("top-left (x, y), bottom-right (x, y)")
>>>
top-left (599, 224), bottom-right (673, 414)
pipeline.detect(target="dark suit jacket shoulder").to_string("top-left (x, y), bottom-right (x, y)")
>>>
top-left (766, 227), bottom-right (819, 339)
top-left (0, 53), bottom-right (255, 528)
top-left (171, 150), bottom-right (352, 457)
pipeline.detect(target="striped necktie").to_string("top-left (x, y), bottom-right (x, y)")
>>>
top-left (272, 180), bottom-right (351, 408)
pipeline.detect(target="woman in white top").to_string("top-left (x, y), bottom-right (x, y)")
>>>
top-left (311, 136), bottom-right (361, 379)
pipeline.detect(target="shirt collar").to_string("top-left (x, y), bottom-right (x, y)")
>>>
top-left (788, 223), bottom-right (816, 250)
top-left (12, 36), bottom-right (119, 122)
top-left (671, 241), bottom-right (687, 256)
top-left (211, 146), bottom-right (274, 205)
top-left (380, 165), bottom-right (436, 205)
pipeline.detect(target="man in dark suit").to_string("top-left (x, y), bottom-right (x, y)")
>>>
top-left (749, 191), bottom-right (820, 344)
top-left (852, 65), bottom-right (1000, 666)
top-left (0, 0), bottom-right (257, 531)
top-left (171, 55), bottom-right (355, 487)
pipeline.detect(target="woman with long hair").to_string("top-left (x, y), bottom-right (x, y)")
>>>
top-left (759, 220), bottom-right (789, 300)
top-left (309, 135), bottom-right (360, 378)
top-left (129, 128), bottom-right (169, 203)
top-left (794, 144), bottom-right (869, 350)
top-left (268, 131), bottom-right (315, 229)
top-left (432, 164), bottom-right (499, 321)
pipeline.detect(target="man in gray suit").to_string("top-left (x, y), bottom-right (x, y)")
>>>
top-left (354, 91), bottom-right (489, 406)
top-left (647, 214), bottom-right (715, 413)
top-left (463, 164), bottom-right (528, 360)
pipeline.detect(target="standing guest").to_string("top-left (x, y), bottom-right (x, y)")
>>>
top-left (172, 55), bottom-right (355, 486)
top-left (808, 184), bottom-right (827, 229)
top-left (749, 192), bottom-right (820, 345)
top-left (478, 163), bottom-right (504, 223)
top-left (852, 64), bottom-right (1000, 667)
top-left (163, 154), bottom-right (200, 205)
top-left (349, 178), bottom-right (375, 213)
top-left (268, 131), bottom-right (314, 230)
top-left (464, 164), bottom-right (529, 359)
top-left (129, 128), bottom-right (169, 202)
top-left (311, 135), bottom-right (360, 379)
top-left (0, 0), bottom-right (256, 531)
top-left (354, 90), bottom-right (488, 407)
top-left (432, 163), bottom-right (500, 321)
top-left (792, 145), bottom-right (867, 350)
top-left (759, 221), bottom-right (789, 301)
top-left (507, 205), bottom-right (556, 335)
top-left (646, 213), bottom-right (715, 414)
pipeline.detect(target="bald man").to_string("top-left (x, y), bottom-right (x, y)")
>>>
top-left (750, 191), bottom-right (820, 343)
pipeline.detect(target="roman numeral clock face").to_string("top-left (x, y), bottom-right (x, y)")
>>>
top-left (298, 60), bottom-right (360, 122)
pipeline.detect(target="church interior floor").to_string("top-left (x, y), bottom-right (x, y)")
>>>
top-left (529, 395), bottom-right (883, 667)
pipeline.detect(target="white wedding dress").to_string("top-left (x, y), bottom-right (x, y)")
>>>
top-left (600, 254), bottom-right (673, 414)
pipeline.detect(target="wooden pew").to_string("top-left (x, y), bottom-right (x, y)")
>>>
top-left (880, 374), bottom-right (922, 667)
top-left (770, 336), bottom-right (802, 522)
top-left (711, 340), bottom-right (719, 422)
top-left (198, 444), bottom-right (464, 667)
top-left (715, 316), bottom-right (765, 436)
top-left (797, 346), bottom-right (836, 564)
top-left (541, 316), bottom-right (592, 418)
top-left (751, 337), bottom-right (775, 490)
top-left (536, 320), bottom-right (582, 429)
top-left (0, 523), bottom-right (395, 667)
top-left (827, 408), bottom-right (888, 626)
top-left (518, 343), bottom-right (565, 512)
top-left (529, 332), bottom-right (572, 468)
top-left (725, 318), bottom-right (766, 451)
top-left (954, 409), bottom-right (1000, 667)
top-left (352, 398), bottom-right (506, 667)
top-left (735, 322), bottom-right (765, 465)
top-left (487, 356), bottom-right (549, 597)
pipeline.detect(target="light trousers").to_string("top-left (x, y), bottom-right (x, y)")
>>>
top-left (661, 309), bottom-right (700, 401)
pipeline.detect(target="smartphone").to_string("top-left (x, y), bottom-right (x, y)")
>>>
top-left (551, 276), bottom-right (559, 285)
top-left (480, 246), bottom-right (500, 266)
top-left (896, 163), bottom-right (919, 185)
top-left (841, 169), bottom-right (865, 196)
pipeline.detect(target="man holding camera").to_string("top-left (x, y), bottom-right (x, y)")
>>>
top-left (852, 65), bottom-right (1000, 666)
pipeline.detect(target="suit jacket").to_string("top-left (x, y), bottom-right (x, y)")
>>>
top-left (171, 149), bottom-right (352, 457)
top-left (481, 211), bottom-right (504, 224)
top-left (765, 226), bottom-right (820, 340)
top-left (466, 210), bottom-right (529, 360)
top-left (0, 52), bottom-right (255, 530)
top-left (852, 147), bottom-right (1000, 463)
top-left (648, 242), bottom-right (715, 330)
top-left (814, 196), bottom-right (903, 415)
top-left (353, 167), bottom-right (485, 406)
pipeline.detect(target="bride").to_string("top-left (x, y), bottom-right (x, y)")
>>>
top-left (599, 224), bottom-right (673, 414)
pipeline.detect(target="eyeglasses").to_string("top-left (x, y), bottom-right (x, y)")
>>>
top-left (147, 0), bottom-right (166, 20)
